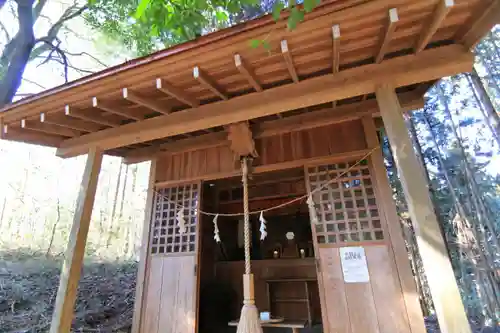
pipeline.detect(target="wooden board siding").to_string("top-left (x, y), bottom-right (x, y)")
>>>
top-left (156, 120), bottom-right (367, 184)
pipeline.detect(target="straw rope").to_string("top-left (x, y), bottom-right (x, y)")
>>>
top-left (242, 157), bottom-right (251, 276)
top-left (153, 147), bottom-right (378, 217)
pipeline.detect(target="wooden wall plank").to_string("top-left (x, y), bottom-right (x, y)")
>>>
top-left (344, 278), bottom-right (380, 333)
top-left (318, 247), bottom-right (350, 333)
top-left (142, 257), bottom-right (164, 333)
top-left (132, 159), bottom-right (157, 333)
top-left (49, 148), bottom-right (103, 333)
top-left (366, 246), bottom-right (411, 333)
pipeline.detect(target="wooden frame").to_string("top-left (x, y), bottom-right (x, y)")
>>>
top-left (376, 85), bottom-right (471, 333)
top-left (49, 148), bottom-right (103, 333)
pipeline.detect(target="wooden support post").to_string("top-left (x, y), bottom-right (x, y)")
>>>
top-left (49, 147), bottom-right (103, 333)
top-left (131, 159), bottom-right (157, 333)
top-left (362, 116), bottom-right (426, 333)
top-left (375, 85), bottom-right (471, 333)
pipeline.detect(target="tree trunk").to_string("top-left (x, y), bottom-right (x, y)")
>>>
top-left (468, 69), bottom-right (500, 145)
top-left (46, 197), bottom-right (62, 257)
top-left (0, 195), bottom-right (6, 228)
top-left (0, 0), bottom-right (36, 107)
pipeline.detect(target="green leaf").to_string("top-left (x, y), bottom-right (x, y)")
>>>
top-left (134, 0), bottom-right (150, 19)
top-left (262, 40), bottom-right (271, 51)
top-left (287, 7), bottom-right (304, 30)
top-left (272, 2), bottom-right (285, 21)
top-left (250, 39), bottom-right (261, 48)
top-left (303, 0), bottom-right (315, 13)
top-left (216, 10), bottom-right (229, 23)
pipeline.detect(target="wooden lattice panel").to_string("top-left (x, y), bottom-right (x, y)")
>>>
top-left (150, 183), bottom-right (200, 255)
top-left (307, 160), bottom-right (384, 245)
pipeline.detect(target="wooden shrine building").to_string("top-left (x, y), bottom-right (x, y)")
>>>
top-left (1, 0), bottom-right (499, 332)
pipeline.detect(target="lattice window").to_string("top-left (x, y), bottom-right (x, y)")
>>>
top-left (150, 183), bottom-right (199, 255)
top-left (307, 160), bottom-right (384, 245)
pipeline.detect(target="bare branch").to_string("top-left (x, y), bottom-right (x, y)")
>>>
top-left (22, 77), bottom-right (47, 90)
top-left (0, 20), bottom-right (10, 42)
top-left (35, 37), bottom-right (69, 82)
top-left (62, 50), bottom-right (109, 68)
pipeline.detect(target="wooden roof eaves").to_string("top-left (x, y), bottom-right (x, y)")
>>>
top-left (0, 0), bottom-right (456, 123)
top-left (55, 45), bottom-right (473, 158)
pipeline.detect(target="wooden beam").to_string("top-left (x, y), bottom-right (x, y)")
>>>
top-left (235, 54), bottom-right (262, 92)
top-left (457, 0), bottom-right (500, 50)
top-left (49, 148), bottom-right (103, 333)
top-left (124, 131), bottom-right (228, 164)
top-left (332, 25), bottom-right (341, 73)
top-left (361, 115), bottom-right (427, 333)
top-left (1, 124), bottom-right (63, 147)
top-left (131, 158), bottom-right (156, 333)
top-left (376, 85), bottom-right (471, 333)
top-left (281, 40), bottom-right (299, 83)
top-left (227, 122), bottom-right (257, 158)
top-left (156, 78), bottom-right (199, 107)
top-left (376, 8), bottom-right (399, 63)
top-left (92, 97), bottom-right (143, 121)
top-left (41, 112), bottom-right (101, 133)
top-left (122, 88), bottom-right (170, 115)
top-left (415, 0), bottom-right (454, 53)
top-left (123, 91), bottom-right (422, 164)
top-left (57, 45), bottom-right (473, 158)
top-left (193, 66), bottom-right (228, 100)
top-left (65, 105), bottom-right (121, 128)
top-left (21, 118), bottom-right (81, 138)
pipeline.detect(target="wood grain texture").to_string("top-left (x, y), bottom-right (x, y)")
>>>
top-left (49, 148), bottom-right (103, 333)
top-left (366, 246), bottom-right (411, 333)
top-left (142, 257), bottom-right (164, 333)
top-left (344, 277), bottom-right (380, 333)
top-left (377, 85), bottom-right (471, 333)
top-left (318, 248), bottom-right (350, 333)
top-left (132, 159), bottom-right (157, 333)
top-left (362, 116), bottom-right (426, 333)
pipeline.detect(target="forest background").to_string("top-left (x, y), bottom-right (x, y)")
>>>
top-left (0, 0), bottom-right (500, 332)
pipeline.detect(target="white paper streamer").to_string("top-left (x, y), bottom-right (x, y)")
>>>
top-left (213, 214), bottom-right (221, 243)
top-left (177, 209), bottom-right (187, 234)
top-left (307, 195), bottom-right (319, 224)
top-left (259, 211), bottom-right (267, 240)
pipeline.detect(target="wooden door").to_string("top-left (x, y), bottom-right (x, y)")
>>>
top-left (305, 160), bottom-right (412, 333)
top-left (141, 182), bottom-right (202, 333)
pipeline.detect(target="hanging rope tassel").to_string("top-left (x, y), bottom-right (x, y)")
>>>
top-left (213, 214), bottom-right (221, 243)
top-left (259, 211), bottom-right (267, 240)
top-left (307, 194), bottom-right (319, 224)
top-left (236, 157), bottom-right (263, 333)
top-left (176, 208), bottom-right (187, 234)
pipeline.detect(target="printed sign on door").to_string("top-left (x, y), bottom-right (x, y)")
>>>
top-left (340, 247), bottom-right (370, 283)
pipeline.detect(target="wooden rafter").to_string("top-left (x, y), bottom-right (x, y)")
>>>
top-left (92, 97), bottom-right (143, 121)
top-left (415, 0), bottom-right (454, 53)
top-left (235, 54), bottom-right (262, 92)
top-left (21, 118), bottom-right (81, 138)
top-left (156, 78), bottom-right (199, 107)
top-left (2, 124), bottom-right (63, 147)
top-left (57, 45), bottom-right (473, 158)
top-left (281, 40), bottom-right (299, 83)
top-left (193, 66), bottom-right (228, 100)
top-left (122, 88), bottom-right (170, 115)
top-left (376, 8), bottom-right (399, 63)
top-left (123, 91), bottom-right (423, 163)
top-left (41, 112), bottom-right (101, 133)
top-left (457, 0), bottom-right (500, 50)
top-left (65, 105), bottom-right (121, 128)
top-left (332, 25), bottom-right (341, 73)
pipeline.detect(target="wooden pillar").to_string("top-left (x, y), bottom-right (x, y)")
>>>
top-left (131, 159), bottom-right (157, 333)
top-left (375, 84), bottom-right (471, 333)
top-left (50, 147), bottom-right (103, 333)
top-left (362, 116), bottom-right (426, 333)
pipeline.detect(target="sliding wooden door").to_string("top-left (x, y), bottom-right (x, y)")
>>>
top-left (141, 182), bottom-right (202, 333)
top-left (306, 159), bottom-right (412, 333)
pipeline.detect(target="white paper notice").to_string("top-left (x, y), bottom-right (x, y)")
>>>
top-left (340, 247), bottom-right (370, 283)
